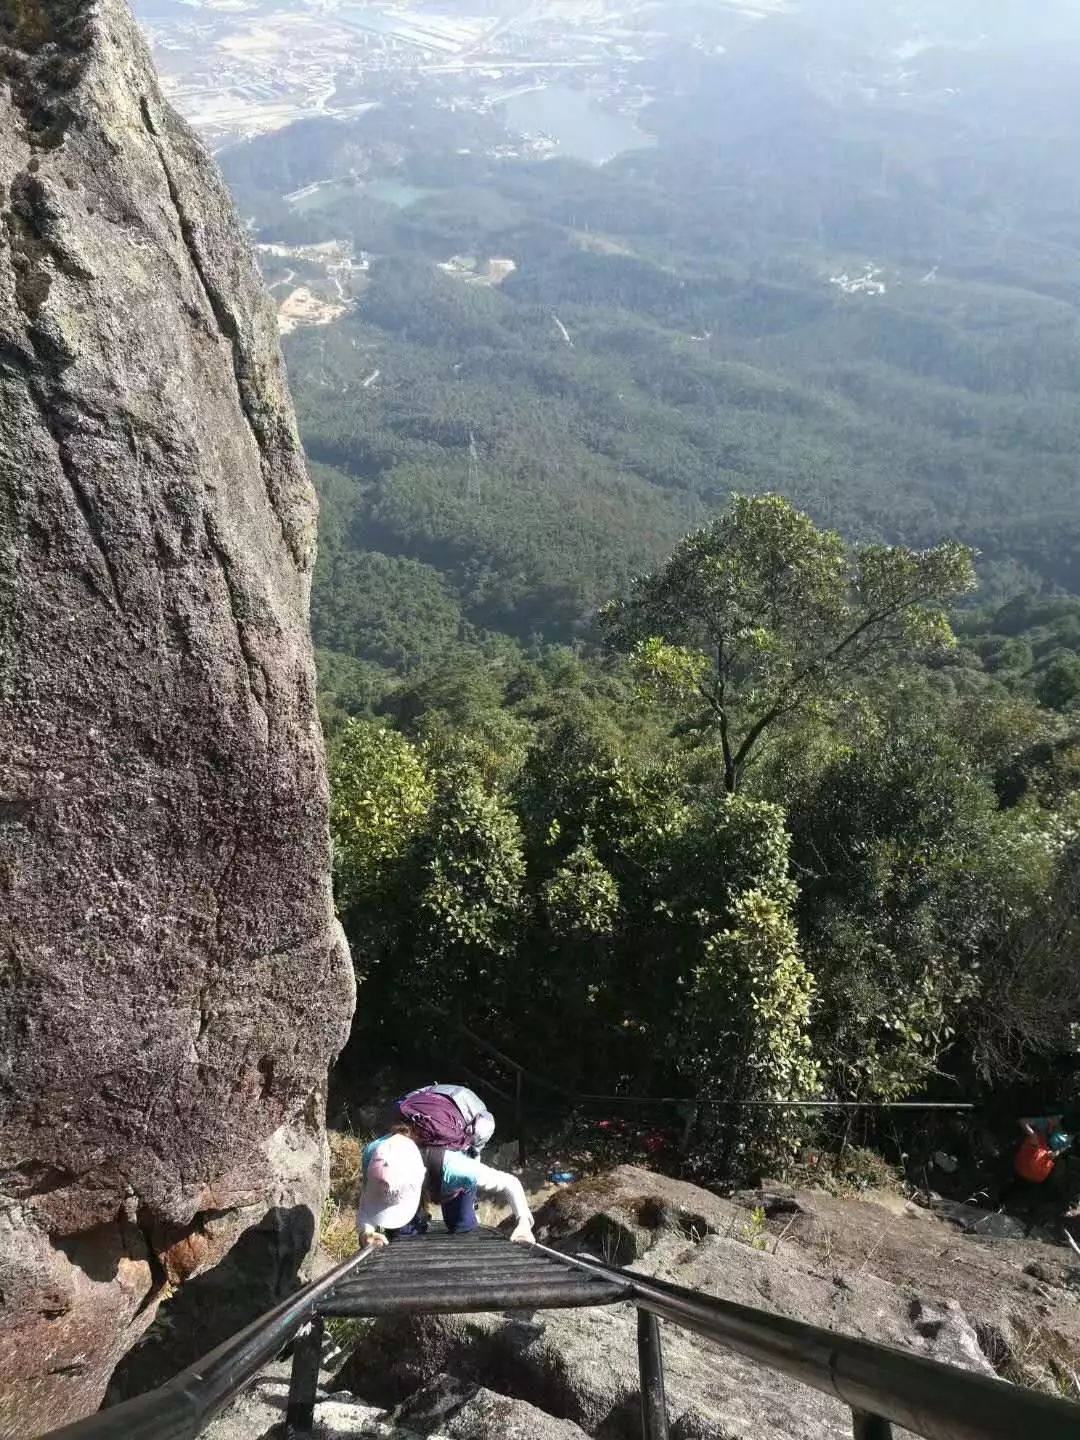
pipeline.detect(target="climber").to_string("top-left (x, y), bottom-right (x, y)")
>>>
top-left (1012, 1114), bottom-right (1072, 1187)
top-left (357, 1128), bottom-right (534, 1248)
top-left (388, 1082), bottom-right (497, 1157)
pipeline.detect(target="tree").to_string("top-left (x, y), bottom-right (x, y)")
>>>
top-left (665, 793), bottom-right (819, 1175)
top-left (962, 805), bottom-right (1080, 1083)
top-left (980, 636), bottom-right (1034, 675)
top-left (786, 724), bottom-right (1003, 1099)
top-left (328, 719), bottom-right (434, 913)
top-left (1037, 653), bottom-right (1080, 712)
top-left (600, 494), bottom-right (976, 792)
top-left (410, 764), bottom-right (526, 1017)
top-left (543, 838), bottom-right (620, 940)
top-left (687, 888), bottom-right (819, 1174)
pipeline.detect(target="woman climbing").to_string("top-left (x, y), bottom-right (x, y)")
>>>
top-left (389, 1082), bottom-right (497, 1157)
top-left (357, 1126), bottom-right (534, 1247)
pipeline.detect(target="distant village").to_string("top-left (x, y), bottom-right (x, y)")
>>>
top-left (136, 0), bottom-right (781, 334)
top-left (137, 0), bottom-right (782, 149)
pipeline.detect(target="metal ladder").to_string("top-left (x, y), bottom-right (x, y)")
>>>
top-left (287, 1229), bottom-right (633, 1434)
top-left (46, 1227), bottom-right (1080, 1440)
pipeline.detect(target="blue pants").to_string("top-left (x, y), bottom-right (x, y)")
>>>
top-left (388, 1188), bottom-right (478, 1240)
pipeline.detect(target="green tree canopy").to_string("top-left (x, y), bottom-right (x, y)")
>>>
top-left (329, 719), bottom-right (434, 913)
top-left (1037, 653), bottom-right (1080, 712)
top-left (601, 494), bottom-right (976, 791)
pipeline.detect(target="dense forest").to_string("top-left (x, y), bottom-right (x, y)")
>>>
top-left (217, 10), bottom-right (1080, 1179)
top-left (216, 23), bottom-right (1080, 716)
top-left (327, 497), bottom-right (1080, 1179)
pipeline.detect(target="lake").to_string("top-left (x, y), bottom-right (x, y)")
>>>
top-left (365, 178), bottom-right (436, 209)
top-left (503, 85), bottom-right (655, 166)
top-left (290, 177), bottom-right (437, 215)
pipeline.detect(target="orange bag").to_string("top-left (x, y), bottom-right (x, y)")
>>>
top-left (1015, 1134), bottom-right (1056, 1183)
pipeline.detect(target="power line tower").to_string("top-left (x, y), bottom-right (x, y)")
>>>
top-left (466, 430), bottom-right (481, 503)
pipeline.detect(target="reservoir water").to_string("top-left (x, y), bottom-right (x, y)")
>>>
top-left (503, 85), bottom-right (654, 166)
top-left (290, 176), bottom-right (436, 214)
top-left (365, 178), bottom-right (436, 208)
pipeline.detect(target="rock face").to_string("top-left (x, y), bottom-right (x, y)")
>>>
top-left (339, 1253), bottom-right (994, 1440)
top-left (203, 1170), bottom-right (1080, 1440)
top-left (201, 1370), bottom-right (591, 1440)
top-left (340, 1171), bottom-right (1004, 1440)
top-left (398, 1376), bottom-right (593, 1440)
top-left (534, 1165), bottom-right (743, 1263)
top-left (0, 0), bottom-right (354, 1429)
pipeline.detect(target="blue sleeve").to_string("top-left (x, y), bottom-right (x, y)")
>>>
top-left (361, 1139), bottom-right (380, 1179)
top-left (442, 1150), bottom-right (482, 1194)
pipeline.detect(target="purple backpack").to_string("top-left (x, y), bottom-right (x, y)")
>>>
top-left (395, 1089), bottom-right (471, 1150)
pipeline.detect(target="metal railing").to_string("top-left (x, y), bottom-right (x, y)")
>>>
top-left (534, 1243), bottom-right (1080, 1440)
top-left (43, 1227), bottom-right (1080, 1440)
top-left (444, 1016), bottom-right (977, 1165)
top-left (43, 1246), bottom-right (374, 1440)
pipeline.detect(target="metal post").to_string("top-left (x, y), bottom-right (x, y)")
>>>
top-left (515, 1068), bottom-right (526, 1165)
top-left (679, 1104), bottom-right (700, 1156)
top-left (852, 1412), bottom-right (893, 1440)
top-left (637, 1307), bottom-right (669, 1440)
top-left (285, 1315), bottom-right (324, 1437)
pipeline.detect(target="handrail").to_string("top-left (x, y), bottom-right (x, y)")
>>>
top-left (42, 1230), bottom-right (1080, 1440)
top-left (44, 1245), bottom-right (375, 1440)
top-left (575, 1096), bottom-right (977, 1111)
top-left (444, 1013), bottom-right (976, 1114)
top-left (534, 1243), bottom-right (1080, 1440)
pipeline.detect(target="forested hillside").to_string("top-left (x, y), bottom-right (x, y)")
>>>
top-left (327, 497), bottom-right (1080, 1180)
top-left (214, 3), bottom-right (1080, 1176)
top-left (217, 16), bottom-right (1080, 715)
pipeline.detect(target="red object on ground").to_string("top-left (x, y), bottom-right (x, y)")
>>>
top-left (1015, 1133), bottom-right (1056, 1183)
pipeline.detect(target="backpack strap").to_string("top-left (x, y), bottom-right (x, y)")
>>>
top-left (423, 1145), bottom-right (445, 1205)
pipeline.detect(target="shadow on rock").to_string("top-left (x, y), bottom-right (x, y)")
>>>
top-left (103, 1203), bottom-right (315, 1406)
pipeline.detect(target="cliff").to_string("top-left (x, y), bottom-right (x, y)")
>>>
top-left (0, 0), bottom-right (355, 1430)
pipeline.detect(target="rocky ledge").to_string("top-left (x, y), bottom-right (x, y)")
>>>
top-left (206, 1167), bottom-right (1080, 1440)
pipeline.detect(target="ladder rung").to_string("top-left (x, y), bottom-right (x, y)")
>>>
top-left (318, 1277), bottom-right (630, 1317)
